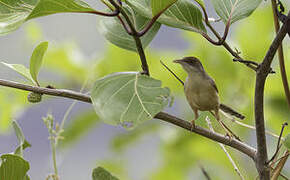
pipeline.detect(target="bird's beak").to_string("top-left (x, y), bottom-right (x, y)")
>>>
top-left (173, 59), bottom-right (183, 64)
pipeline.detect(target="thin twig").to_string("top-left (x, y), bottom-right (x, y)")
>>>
top-left (254, 10), bottom-right (290, 180)
top-left (268, 122), bottom-right (288, 164)
top-left (195, 1), bottom-right (263, 74)
top-left (195, 1), bottom-right (230, 45)
top-left (200, 164), bottom-right (211, 180)
top-left (271, 150), bottom-right (289, 180)
top-left (271, 0), bottom-right (290, 109)
top-left (160, 60), bottom-right (184, 86)
top-left (0, 78), bottom-right (257, 159)
top-left (205, 117), bottom-right (245, 180)
top-left (233, 58), bottom-right (275, 73)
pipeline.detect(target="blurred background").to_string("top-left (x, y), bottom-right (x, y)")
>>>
top-left (0, 0), bottom-right (290, 179)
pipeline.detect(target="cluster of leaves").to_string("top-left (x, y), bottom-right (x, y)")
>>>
top-left (1, 0), bottom-right (290, 179)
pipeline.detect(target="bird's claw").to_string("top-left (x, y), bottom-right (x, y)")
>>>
top-left (190, 120), bottom-right (196, 131)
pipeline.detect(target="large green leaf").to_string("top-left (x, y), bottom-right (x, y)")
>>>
top-left (92, 167), bottom-right (119, 180)
top-left (30, 41), bottom-right (48, 86)
top-left (0, 154), bottom-right (30, 180)
top-left (0, 0), bottom-right (96, 35)
top-left (210, 0), bottom-right (262, 24)
top-left (125, 0), bottom-right (205, 32)
top-left (1, 62), bottom-right (36, 85)
top-left (98, 5), bottom-right (161, 52)
top-left (90, 72), bottom-right (170, 129)
top-left (0, 0), bottom-right (37, 35)
top-left (26, 0), bottom-right (95, 20)
top-left (151, 0), bottom-right (177, 16)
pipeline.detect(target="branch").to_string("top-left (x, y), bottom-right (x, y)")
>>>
top-left (268, 122), bottom-right (288, 164)
top-left (108, 0), bottom-right (150, 76)
top-left (271, 0), bottom-right (290, 109)
top-left (271, 150), bottom-right (289, 180)
top-left (254, 10), bottom-right (290, 180)
top-left (196, 2), bottom-right (230, 46)
top-left (195, 1), bottom-right (263, 74)
top-left (0, 78), bottom-right (256, 159)
top-left (233, 58), bottom-right (276, 74)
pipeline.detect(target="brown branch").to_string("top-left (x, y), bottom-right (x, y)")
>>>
top-left (271, 0), bottom-right (290, 109)
top-left (0, 78), bottom-right (257, 159)
top-left (268, 122), bottom-right (288, 164)
top-left (195, 1), bottom-right (262, 74)
top-left (254, 10), bottom-right (290, 180)
top-left (196, 2), bottom-right (230, 46)
top-left (233, 58), bottom-right (276, 74)
top-left (271, 150), bottom-right (289, 180)
top-left (108, 0), bottom-right (150, 76)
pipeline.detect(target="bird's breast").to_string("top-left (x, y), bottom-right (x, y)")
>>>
top-left (184, 75), bottom-right (219, 111)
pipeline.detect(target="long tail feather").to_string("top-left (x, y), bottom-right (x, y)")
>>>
top-left (219, 104), bottom-right (245, 120)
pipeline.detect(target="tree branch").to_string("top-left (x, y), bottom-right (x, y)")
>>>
top-left (271, 0), bottom-right (290, 109)
top-left (254, 10), bottom-right (290, 180)
top-left (195, 1), bottom-right (263, 74)
top-left (108, 0), bottom-right (150, 76)
top-left (0, 78), bottom-right (256, 159)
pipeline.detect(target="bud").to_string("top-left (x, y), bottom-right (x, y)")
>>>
top-left (27, 92), bottom-right (42, 103)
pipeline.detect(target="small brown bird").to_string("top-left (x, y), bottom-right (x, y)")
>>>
top-left (174, 57), bottom-right (244, 136)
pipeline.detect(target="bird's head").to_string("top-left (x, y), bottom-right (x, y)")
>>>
top-left (173, 56), bottom-right (205, 74)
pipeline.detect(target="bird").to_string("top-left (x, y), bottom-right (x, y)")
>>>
top-left (173, 56), bottom-right (245, 138)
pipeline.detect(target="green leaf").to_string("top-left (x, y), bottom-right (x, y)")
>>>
top-left (98, 5), bottom-right (161, 52)
top-left (284, 134), bottom-right (290, 150)
top-left (210, 0), bottom-right (262, 24)
top-left (60, 110), bottom-right (99, 148)
top-left (151, 0), bottom-right (177, 16)
top-left (0, 0), bottom-right (95, 35)
top-left (126, 0), bottom-right (206, 32)
top-left (14, 140), bottom-right (31, 156)
top-left (0, 154), bottom-right (30, 180)
top-left (12, 121), bottom-right (31, 156)
top-left (1, 62), bottom-right (36, 85)
top-left (92, 167), bottom-right (119, 180)
top-left (90, 72), bottom-right (170, 129)
top-left (12, 121), bottom-right (25, 144)
top-left (26, 0), bottom-right (95, 20)
top-left (0, 0), bottom-right (37, 35)
top-left (29, 41), bottom-right (48, 86)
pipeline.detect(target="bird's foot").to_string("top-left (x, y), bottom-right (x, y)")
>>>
top-left (190, 120), bottom-right (196, 131)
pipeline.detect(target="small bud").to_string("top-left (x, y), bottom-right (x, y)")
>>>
top-left (27, 92), bottom-right (42, 103)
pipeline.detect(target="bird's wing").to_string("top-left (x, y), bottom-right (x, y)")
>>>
top-left (210, 78), bottom-right (219, 93)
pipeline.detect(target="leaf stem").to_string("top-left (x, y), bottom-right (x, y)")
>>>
top-left (51, 138), bottom-right (58, 177)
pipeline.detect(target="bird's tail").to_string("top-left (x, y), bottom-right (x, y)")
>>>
top-left (219, 104), bottom-right (245, 120)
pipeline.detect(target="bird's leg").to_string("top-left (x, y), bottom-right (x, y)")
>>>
top-left (191, 109), bottom-right (198, 131)
top-left (213, 110), bottom-right (240, 140)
